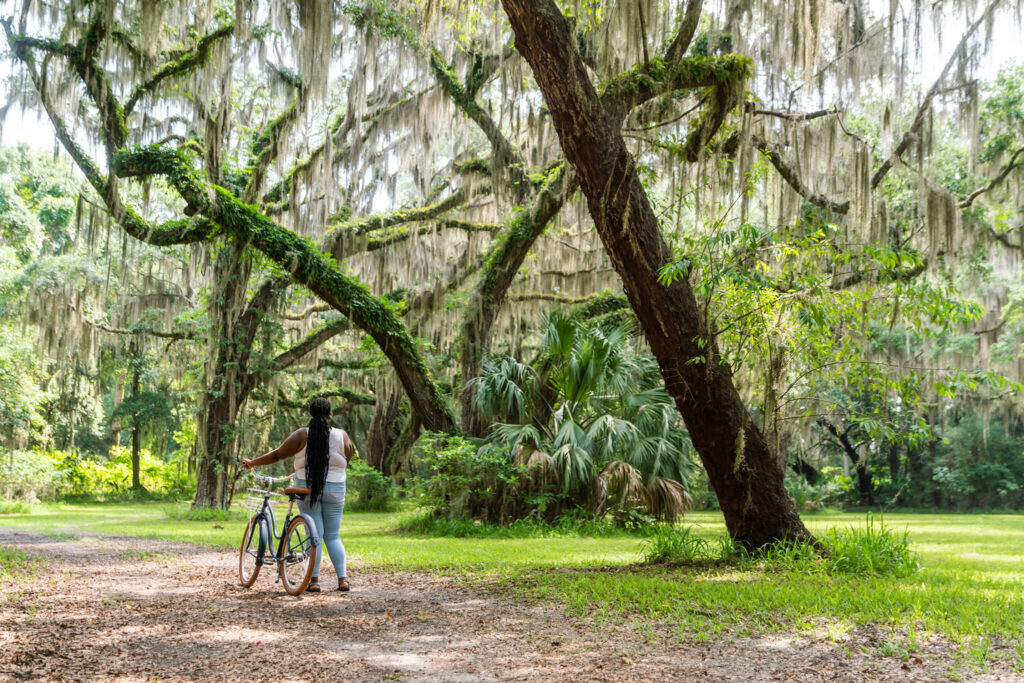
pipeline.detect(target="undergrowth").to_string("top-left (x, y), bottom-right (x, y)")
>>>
top-left (642, 513), bottom-right (920, 577)
top-left (392, 510), bottom-right (648, 538)
top-left (0, 546), bottom-right (45, 580)
top-left (0, 499), bottom-right (31, 515)
top-left (162, 506), bottom-right (247, 522)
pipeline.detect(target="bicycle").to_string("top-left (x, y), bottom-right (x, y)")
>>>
top-left (238, 472), bottom-right (321, 596)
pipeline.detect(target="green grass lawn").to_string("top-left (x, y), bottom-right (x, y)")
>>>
top-left (1, 502), bottom-right (1021, 667)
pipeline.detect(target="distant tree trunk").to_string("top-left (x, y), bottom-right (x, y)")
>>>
top-left (129, 340), bottom-right (144, 491)
top-left (887, 440), bottom-right (901, 482)
top-left (366, 387), bottom-right (406, 473)
top-left (110, 383), bottom-right (122, 447)
top-left (822, 421), bottom-right (873, 506)
top-left (499, 0), bottom-right (813, 547)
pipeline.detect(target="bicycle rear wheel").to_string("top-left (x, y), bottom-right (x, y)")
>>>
top-left (239, 516), bottom-right (263, 587)
top-left (279, 516), bottom-right (315, 595)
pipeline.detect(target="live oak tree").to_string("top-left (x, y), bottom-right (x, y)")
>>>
top-left (493, 0), bottom-right (1022, 542)
top-left (5, 0), bottom-right (1022, 536)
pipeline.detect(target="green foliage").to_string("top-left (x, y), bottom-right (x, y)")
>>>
top-left (394, 508), bottom-right (638, 538)
top-left (470, 313), bottom-right (696, 523)
top-left (979, 64), bottom-right (1024, 163)
top-left (0, 448), bottom-right (192, 501)
top-left (346, 459), bottom-right (396, 512)
top-left (923, 417), bottom-right (1024, 509)
top-left (412, 433), bottom-right (522, 521)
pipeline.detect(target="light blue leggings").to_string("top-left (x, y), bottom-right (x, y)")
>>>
top-left (294, 477), bottom-right (347, 579)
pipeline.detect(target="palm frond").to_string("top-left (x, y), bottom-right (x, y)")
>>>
top-left (645, 476), bottom-right (693, 523)
top-left (601, 460), bottom-right (644, 505)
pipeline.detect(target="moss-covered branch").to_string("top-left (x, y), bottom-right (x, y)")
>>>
top-left (753, 134), bottom-right (851, 214)
top-left (266, 316), bottom-right (350, 372)
top-left (600, 54), bottom-right (752, 128)
top-left (112, 144), bottom-right (456, 433)
top-left (325, 188), bottom-right (472, 260)
top-left (429, 49), bottom-right (532, 200)
top-left (959, 145), bottom-right (1024, 209)
top-left (125, 24), bottom-right (234, 116)
top-left (245, 98), bottom-right (301, 202)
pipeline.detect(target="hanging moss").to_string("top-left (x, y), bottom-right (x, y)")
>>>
top-left (600, 54), bottom-right (752, 101)
top-left (569, 291), bottom-right (630, 320)
top-left (125, 24), bottom-right (234, 113)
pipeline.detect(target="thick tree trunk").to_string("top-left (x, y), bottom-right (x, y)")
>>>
top-left (193, 240), bottom-right (252, 509)
top-left (193, 392), bottom-right (238, 509)
top-left (499, 0), bottom-right (812, 546)
top-left (366, 387), bottom-right (406, 473)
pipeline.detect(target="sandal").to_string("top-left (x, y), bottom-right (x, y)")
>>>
top-left (306, 579), bottom-right (321, 593)
top-left (338, 577), bottom-right (351, 592)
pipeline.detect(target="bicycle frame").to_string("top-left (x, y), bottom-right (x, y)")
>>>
top-left (244, 474), bottom-right (320, 572)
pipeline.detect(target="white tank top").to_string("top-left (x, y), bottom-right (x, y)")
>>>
top-left (294, 427), bottom-right (348, 483)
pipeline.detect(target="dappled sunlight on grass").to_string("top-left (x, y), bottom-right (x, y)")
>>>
top-left (2, 502), bottom-right (1022, 650)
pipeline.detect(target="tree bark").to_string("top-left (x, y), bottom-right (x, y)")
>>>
top-left (499, 0), bottom-right (812, 546)
top-left (365, 387), bottom-right (406, 473)
top-left (823, 421), bottom-right (874, 506)
top-left (130, 341), bottom-right (143, 491)
top-left (193, 240), bottom-right (252, 509)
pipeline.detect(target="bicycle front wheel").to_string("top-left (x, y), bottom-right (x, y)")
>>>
top-left (239, 516), bottom-right (263, 587)
top-left (279, 516), bottom-right (315, 595)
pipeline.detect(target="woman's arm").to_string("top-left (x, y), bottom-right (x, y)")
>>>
top-left (241, 428), bottom-right (306, 470)
top-left (343, 431), bottom-right (356, 461)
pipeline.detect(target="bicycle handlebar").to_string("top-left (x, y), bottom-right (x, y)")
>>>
top-left (248, 472), bottom-right (293, 484)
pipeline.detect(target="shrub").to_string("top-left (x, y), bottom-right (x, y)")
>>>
top-left (346, 459), bottom-right (396, 512)
top-left (0, 499), bottom-right (30, 514)
top-left (393, 509), bottom-right (632, 538)
top-left (0, 450), bottom-right (65, 500)
top-left (0, 448), bottom-right (192, 501)
top-left (413, 433), bottom-right (523, 522)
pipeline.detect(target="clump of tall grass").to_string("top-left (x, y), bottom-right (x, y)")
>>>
top-left (641, 525), bottom-right (712, 563)
top-left (819, 513), bottom-right (921, 576)
top-left (641, 514), bottom-right (921, 577)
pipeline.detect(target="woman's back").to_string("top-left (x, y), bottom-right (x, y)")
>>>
top-left (294, 427), bottom-right (348, 482)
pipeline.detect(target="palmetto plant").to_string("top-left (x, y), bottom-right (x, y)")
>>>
top-left (468, 313), bottom-right (697, 521)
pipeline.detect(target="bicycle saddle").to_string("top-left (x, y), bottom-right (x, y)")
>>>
top-left (284, 485), bottom-right (309, 499)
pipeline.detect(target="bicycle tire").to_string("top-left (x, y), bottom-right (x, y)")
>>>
top-left (279, 516), bottom-right (315, 596)
top-left (239, 515), bottom-right (263, 587)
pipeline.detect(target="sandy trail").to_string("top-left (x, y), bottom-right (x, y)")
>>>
top-left (0, 530), bottom-right (1012, 682)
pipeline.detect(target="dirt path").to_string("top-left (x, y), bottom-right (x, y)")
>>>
top-left (0, 530), bottom-right (1015, 682)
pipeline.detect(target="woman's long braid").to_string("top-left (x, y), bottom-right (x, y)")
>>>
top-left (305, 397), bottom-right (332, 504)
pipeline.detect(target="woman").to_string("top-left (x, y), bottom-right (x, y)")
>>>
top-left (242, 397), bottom-right (353, 592)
